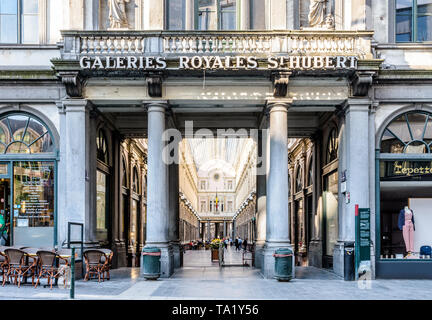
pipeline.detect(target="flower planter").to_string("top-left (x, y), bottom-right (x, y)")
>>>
top-left (211, 249), bottom-right (219, 261)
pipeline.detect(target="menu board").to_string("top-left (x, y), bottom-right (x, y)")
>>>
top-left (13, 162), bottom-right (54, 228)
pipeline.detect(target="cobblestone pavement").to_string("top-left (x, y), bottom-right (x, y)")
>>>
top-left (0, 247), bottom-right (431, 300)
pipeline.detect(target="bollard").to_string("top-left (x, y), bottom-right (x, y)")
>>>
top-left (70, 247), bottom-right (75, 299)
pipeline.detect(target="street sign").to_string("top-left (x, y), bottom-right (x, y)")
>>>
top-left (355, 207), bottom-right (371, 279)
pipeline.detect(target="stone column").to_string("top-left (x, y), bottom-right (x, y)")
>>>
top-left (143, 0), bottom-right (164, 29)
top-left (333, 99), bottom-right (371, 277)
top-left (232, 220), bottom-right (236, 239)
top-left (185, 0), bottom-right (195, 29)
top-left (58, 99), bottom-right (92, 246)
top-left (142, 102), bottom-right (173, 278)
top-left (207, 221), bottom-right (211, 242)
top-left (255, 119), bottom-right (269, 269)
top-left (262, 101), bottom-right (293, 279)
top-left (240, 0), bottom-right (250, 29)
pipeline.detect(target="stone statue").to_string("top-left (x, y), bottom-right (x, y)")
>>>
top-left (308, 0), bottom-right (327, 28)
top-left (108, 0), bottom-right (130, 30)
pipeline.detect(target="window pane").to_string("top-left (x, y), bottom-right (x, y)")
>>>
top-left (417, 0), bottom-right (432, 14)
top-left (96, 170), bottom-right (107, 230)
top-left (0, 14), bottom-right (18, 43)
top-left (22, 0), bottom-right (38, 14)
top-left (167, 0), bottom-right (185, 30)
top-left (220, 0), bottom-right (236, 30)
top-left (0, 0), bottom-right (18, 14)
top-left (22, 14), bottom-right (38, 43)
top-left (417, 15), bottom-right (432, 41)
top-left (198, 0), bottom-right (217, 30)
top-left (396, 0), bottom-right (413, 42)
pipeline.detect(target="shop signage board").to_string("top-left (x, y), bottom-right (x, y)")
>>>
top-left (355, 207), bottom-right (371, 278)
top-left (79, 55), bottom-right (358, 71)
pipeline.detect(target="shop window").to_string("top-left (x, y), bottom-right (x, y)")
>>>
top-left (96, 129), bottom-right (108, 164)
top-left (96, 170), bottom-right (107, 231)
top-left (295, 166), bottom-right (303, 193)
top-left (121, 157), bottom-right (128, 188)
top-left (379, 111), bottom-right (432, 260)
top-left (132, 167), bottom-right (139, 194)
top-left (396, 0), bottom-right (432, 42)
top-left (288, 173), bottom-right (291, 197)
top-left (0, 113), bottom-right (56, 247)
top-left (307, 157), bottom-right (313, 187)
top-left (167, 0), bottom-right (186, 29)
top-left (196, 0), bottom-right (237, 30)
top-left (0, 0), bottom-right (39, 44)
top-left (96, 129), bottom-right (110, 241)
top-left (325, 128), bottom-right (338, 165)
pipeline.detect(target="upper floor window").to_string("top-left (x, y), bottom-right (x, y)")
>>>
top-left (96, 129), bottom-right (108, 165)
top-left (197, 0), bottom-right (237, 30)
top-left (396, 0), bottom-right (432, 42)
top-left (167, 0), bottom-right (186, 30)
top-left (0, 0), bottom-right (38, 44)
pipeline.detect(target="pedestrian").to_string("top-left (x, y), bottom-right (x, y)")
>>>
top-left (0, 211), bottom-right (8, 246)
top-left (243, 238), bottom-right (248, 251)
top-left (224, 238), bottom-right (228, 249)
top-left (234, 237), bottom-right (239, 251)
top-left (229, 238), bottom-right (233, 247)
top-left (238, 237), bottom-right (242, 251)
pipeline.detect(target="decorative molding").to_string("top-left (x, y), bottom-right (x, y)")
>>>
top-left (146, 75), bottom-right (163, 97)
top-left (271, 71), bottom-right (291, 98)
top-left (350, 71), bottom-right (375, 97)
top-left (59, 71), bottom-right (83, 98)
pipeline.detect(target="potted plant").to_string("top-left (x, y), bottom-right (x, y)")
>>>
top-left (210, 238), bottom-right (222, 261)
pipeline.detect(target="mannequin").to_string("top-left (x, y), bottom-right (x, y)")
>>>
top-left (398, 206), bottom-right (415, 257)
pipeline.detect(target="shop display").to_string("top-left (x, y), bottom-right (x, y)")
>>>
top-left (398, 206), bottom-right (415, 257)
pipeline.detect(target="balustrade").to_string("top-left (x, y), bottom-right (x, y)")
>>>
top-left (60, 31), bottom-right (373, 60)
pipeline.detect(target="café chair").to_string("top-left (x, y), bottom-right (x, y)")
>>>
top-left (3, 248), bottom-right (28, 288)
top-left (34, 250), bottom-right (59, 289)
top-left (83, 249), bottom-right (108, 283)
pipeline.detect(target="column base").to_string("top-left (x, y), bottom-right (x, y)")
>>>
top-left (308, 239), bottom-right (323, 268)
top-left (261, 242), bottom-right (294, 280)
top-left (254, 241), bottom-right (265, 269)
top-left (171, 241), bottom-right (183, 269)
top-left (111, 240), bottom-right (128, 269)
top-left (141, 243), bottom-right (174, 278)
top-left (333, 241), bottom-right (345, 277)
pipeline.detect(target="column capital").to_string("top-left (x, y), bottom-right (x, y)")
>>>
top-left (265, 99), bottom-right (292, 114)
top-left (342, 98), bottom-right (372, 114)
top-left (144, 100), bottom-right (169, 112)
top-left (58, 99), bottom-right (93, 114)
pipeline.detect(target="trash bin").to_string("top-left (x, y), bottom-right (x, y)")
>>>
top-left (273, 248), bottom-right (293, 281)
top-left (142, 247), bottom-right (161, 280)
top-left (344, 242), bottom-right (355, 281)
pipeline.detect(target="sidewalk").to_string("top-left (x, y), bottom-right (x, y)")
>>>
top-left (0, 249), bottom-right (431, 300)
